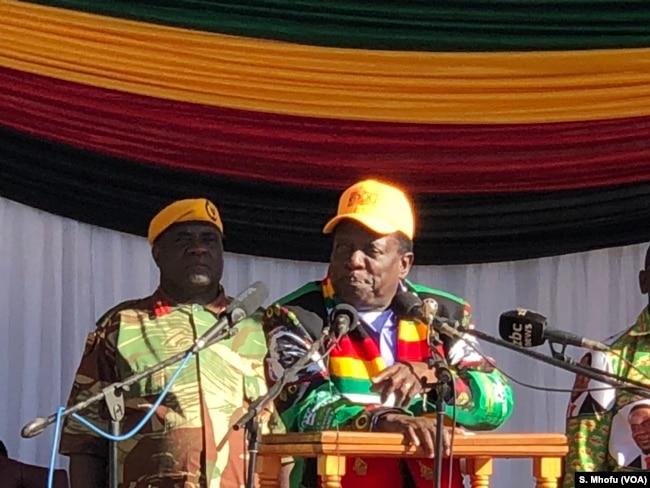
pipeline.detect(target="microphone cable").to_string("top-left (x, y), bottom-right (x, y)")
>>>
top-left (448, 331), bottom-right (650, 396)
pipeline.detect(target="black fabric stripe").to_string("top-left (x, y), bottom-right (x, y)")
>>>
top-left (1, 127), bottom-right (649, 265)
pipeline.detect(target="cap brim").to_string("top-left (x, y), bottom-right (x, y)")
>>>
top-left (322, 214), bottom-right (399, 236)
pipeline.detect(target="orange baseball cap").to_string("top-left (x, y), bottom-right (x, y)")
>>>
top-left (322, 179), bottom-right (414, 239)
top-left (148, 198), bottom-right (223, 245)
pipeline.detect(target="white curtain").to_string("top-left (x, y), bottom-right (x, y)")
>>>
top-left (0, 196), bottom-right (646, 485)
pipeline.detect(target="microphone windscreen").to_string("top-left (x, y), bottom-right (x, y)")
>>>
top-left (498, 309), bottom-right (548, 347)
top-left (227, 281), bottom-right (269, 316)
top-left (390, 291), bottom-right (423, 319)
top-left (329, 303), bottom-right (359, 334)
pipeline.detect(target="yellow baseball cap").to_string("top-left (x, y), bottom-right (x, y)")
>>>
top-left (322, 179), bottom-right (414, 239)
top-left (148, 198), bottom-right (224, 245)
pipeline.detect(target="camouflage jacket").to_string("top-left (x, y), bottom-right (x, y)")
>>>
top-left (59, 287), bottom-right (281, 488)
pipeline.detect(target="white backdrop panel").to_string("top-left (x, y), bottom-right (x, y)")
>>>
top-left (0, 196), bottom-right (645, 485)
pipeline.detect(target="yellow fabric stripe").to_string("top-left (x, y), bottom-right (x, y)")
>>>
top-left (398, 321), bottom-right (429, 343)
top-left (330, 356), bottom-right (385, 379)
top-left (2, 1), bottom-right (650, 123)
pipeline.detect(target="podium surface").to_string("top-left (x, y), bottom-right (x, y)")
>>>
top-left (258, 431), bottom-right (568, 488)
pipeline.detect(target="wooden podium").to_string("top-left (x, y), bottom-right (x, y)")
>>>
top-left (258, 431), bottom-right (567, 488)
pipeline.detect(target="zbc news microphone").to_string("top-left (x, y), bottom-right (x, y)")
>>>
top-left (498, 309), bottom-right (609, 352)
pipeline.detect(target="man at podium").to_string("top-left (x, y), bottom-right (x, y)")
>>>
top-left (263, 179), bottom-right (514, 488)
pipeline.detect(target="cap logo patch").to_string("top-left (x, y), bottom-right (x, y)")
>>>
top-left (205, 200), bottom-right (219, 222)
top-left (347, 190), bottom-right (378, 208)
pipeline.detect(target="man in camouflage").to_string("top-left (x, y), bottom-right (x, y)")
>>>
top-left (59, 198), bottom-right (287, 488)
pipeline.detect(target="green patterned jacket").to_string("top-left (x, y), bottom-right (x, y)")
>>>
top-left (564, 307), bottom-right (650, 486)
top-left (264, 277), bottom-right (514, 487)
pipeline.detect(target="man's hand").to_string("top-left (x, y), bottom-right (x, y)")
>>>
top-left (279, 461), bottom-right (294, 488)
top-left (370, 361), bottom-right (435, 407)
top-left (374, 413), bottom-right (464, 458)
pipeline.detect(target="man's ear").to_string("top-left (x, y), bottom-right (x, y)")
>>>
top-left (640, 270), bottom-right (649, 295)
top-left (399, 252), bottom-right (414, 279)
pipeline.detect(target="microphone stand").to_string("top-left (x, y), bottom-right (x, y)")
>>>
top-left (233, 332), bottom-right (330, 488)
top-left (21, 326), bottom-right (239, 488)
top-left (434, 320), bottom-right (650, 398)
top-left (422, 323), bottom-right (455, 488)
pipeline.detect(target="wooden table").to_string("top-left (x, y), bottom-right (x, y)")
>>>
top-left (258, 431), bottom-right (568, 488)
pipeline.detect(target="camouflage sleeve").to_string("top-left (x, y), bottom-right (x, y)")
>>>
top-left (232, 311), bottom-right (287, 435)
top-left (58, 313), bottom-right (120, 459)
top-left (263, 304), bottom-right (400, 433)
top-left (563, 351), bottom-right (616, 488)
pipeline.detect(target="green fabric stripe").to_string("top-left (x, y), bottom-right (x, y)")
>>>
top-left (407, 281), bottom-right (467, 306)
top-left (277, 281), bottom-right (320, 305)
top-left (27, 0), bottom-right (650, 52)
top-left (331, 376), bottom-right (374, 394)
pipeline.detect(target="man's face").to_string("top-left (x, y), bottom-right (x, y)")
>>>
top-left (329, 221), bottom-right (413, 312)
top-left (629, 406), bottom-right (650, 453)
top-left (153, 222), bottom-right (224, 293)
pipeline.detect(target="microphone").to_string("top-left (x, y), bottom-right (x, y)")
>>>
top-left (328, 303), bottom-right (359, 338)
top-left (191, 281), bottom-right (269, 353)
top-left (391, 291), bottom-right (464, 342)
top-left (391, 291), bottom-right (437, 325)
top-left (22, 416), bottom-right (53, 439)
top-left (498, 308), bottom-right (609, 352)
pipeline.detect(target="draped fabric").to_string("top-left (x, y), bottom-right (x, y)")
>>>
top-left (3, 125), bottom-right (650, 265)
top-left (2, 0), bottom-right (650, 265)
top-left (2, 67), bottom-right (650, 194)
top-left (3, 2), bottom-right (650, 486)
top-left (3, 2), bottom-right (650, 124)
top-left (1, 196), bottom-right (648, 486)
top-left (24, 0), bottom-right (650, 51)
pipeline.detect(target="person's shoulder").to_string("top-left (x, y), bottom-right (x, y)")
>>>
top-left (602, 310), bottom-right (647, 346)
top-left (406, 280), bottom-right (468, 304)
top-left (95, 295), bottom-right (154, 330)
top-left (406, 280), bottom-right (470, 322)
top-left (265, 282), bottom-right (328, 338)
top-left (275, 281), bottom-right (327, 319)
top-left (234, 307), bottom-right (265, 331)
top-left (276, 281), bottom-right (323, 307)
top-left (228, 308), bottom-right (268, 357)
top-left (603, 328), bottom-right (630, 346)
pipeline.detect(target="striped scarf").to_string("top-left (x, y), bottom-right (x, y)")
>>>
top-left (322, 275), bottom-right (434, 405)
